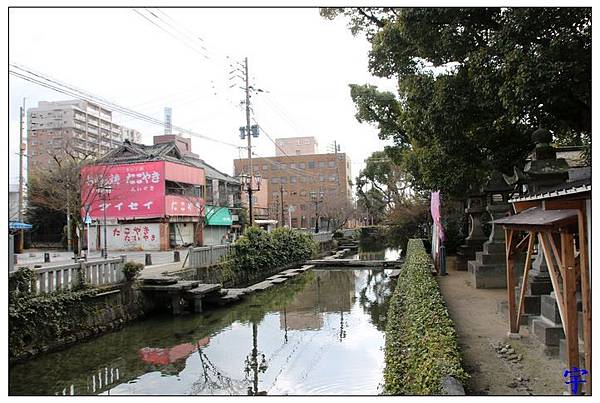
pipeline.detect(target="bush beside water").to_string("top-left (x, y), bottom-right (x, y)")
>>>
top-left (384, 239), bottom-right (468, 394)
top-left (220, 227), bottom-right (316, 285)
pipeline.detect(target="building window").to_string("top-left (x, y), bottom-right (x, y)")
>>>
top-left (328, 161), bottom-right (336, 168)
top-left (308, 161), bottom-right (315, 169)
top-left (262, 164), bottom-right (268, 170)
top-left (290, 176), bottom-right (297, 183)
top-left (296, 150), bottom-right (301, 155)
top-left (290, 163), bottom-right (296, 169)
top-left (280, 177), bottom-right (287, 184)
top-left (271, 163), bottom-right (278, 170)
top-left (271, 177), bottom-right (280, 184)
top-left (319, 161), bottom-right (326, 168)
top-left (299, 163), bottom-right (306, 169)
top-left (304, 139), bottom-right (311, 144)
top-left (319, 175), bottom-right (325, 182)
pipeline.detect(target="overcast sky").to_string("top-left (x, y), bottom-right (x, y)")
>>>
top-left (8, 7), bottom-right (397, 187)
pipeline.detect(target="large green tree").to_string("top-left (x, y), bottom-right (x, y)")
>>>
top-left (323, 7), bottom-right (591, 197)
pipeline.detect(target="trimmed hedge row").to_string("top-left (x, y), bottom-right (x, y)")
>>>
top-left (384, 239), bottom-right (468, 395)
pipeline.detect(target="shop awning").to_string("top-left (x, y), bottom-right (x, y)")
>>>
top-left (9, 221), bottom-right (32, 230)
top-left (205, 206), bottom-right (232, 226)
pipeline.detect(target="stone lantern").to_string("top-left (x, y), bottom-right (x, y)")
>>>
top-left (523, 128), bottom-right (569, 193)
top-left (509, 128), bottom-right (570, 322)
top-left (467, 170), bottom-right (514, 288)
top-left (483, 170), bottom-right (513, 244)
top-left (456, 190), bottom-right (487, 271)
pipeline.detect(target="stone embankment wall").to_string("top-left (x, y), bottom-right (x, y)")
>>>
top-left (9, 282), bottom-right (151, 365)
top-left (384, 239), bottom-right (468, 395)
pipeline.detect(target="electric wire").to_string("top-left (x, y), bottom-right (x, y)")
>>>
top-left (133, 9), bottom-right (210, 60)
top-left (10, 64), bottom-right (240, 148)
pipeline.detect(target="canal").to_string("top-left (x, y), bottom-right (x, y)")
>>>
top-left (9, 248), bottom-right (399, 395)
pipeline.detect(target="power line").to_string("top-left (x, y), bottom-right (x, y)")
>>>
top-left (10, 64), bottom-right (240, 149)
top-left (133, 9), bottom-right (210, 60)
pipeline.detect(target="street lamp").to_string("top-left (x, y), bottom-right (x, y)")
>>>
top-left (96, 183), bottom-right (112, 259)
top-left (310, 191), bottom-right (324, 234)
top-left (240, 172), bottom-right (261, 226)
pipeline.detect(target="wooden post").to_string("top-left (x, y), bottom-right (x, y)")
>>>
top-left (516, 231), bottom-right (536, 327)
top-left (561, 231), bottom-right (580, 393)
top-left (576, 208), bottom-right (591, 394)
top-left (504, 228), bottom-right (518, 334)
top-left (539, 232), bottom-right (567, 328)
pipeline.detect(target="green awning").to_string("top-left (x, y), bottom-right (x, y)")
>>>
top-left (205, 206), bottom-right (233, 226)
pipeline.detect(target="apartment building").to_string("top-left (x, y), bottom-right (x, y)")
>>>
top-left (27, 100), bottom-right (141, 174)
top-left (233, 152), bottom-right (352, 229)
top-left (275, 136), bottom-right (318, 156)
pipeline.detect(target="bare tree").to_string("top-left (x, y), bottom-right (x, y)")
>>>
top-left (319, 193), bottom-right (356, 232)
top-left (27, 140), bottom-right (113, 254)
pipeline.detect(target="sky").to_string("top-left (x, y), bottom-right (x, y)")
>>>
top-left (8, 7), bottom-right (397, 187)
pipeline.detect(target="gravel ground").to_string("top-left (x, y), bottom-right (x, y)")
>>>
top-left (436, 257), bottom-right (568, 396)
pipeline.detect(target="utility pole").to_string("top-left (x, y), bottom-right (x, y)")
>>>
top-left (245, 57), bottom-right (254, 226)
top-left (18, 99), bottom-right (25, 252)
top-left (311, 191), bottom-right (324, 233)
top-left (280, 185), bottom-right (284, 228)
top-left (66, 184), bottom-right (72, 252)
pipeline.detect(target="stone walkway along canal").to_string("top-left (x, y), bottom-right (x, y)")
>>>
top-left (9, 248), bottom-right (401, 395)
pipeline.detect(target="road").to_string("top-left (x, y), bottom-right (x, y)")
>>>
top-left (15, 249), bottom-right (190, 268)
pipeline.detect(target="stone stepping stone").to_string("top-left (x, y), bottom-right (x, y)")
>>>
top-left (270, 277), bottom-right (287, 284)
top-left (142, 277), bottom-right (178, 285)
top-left (388, 269), bottom-right (401, 278)
top-left (225, 288), bottom-right (251, 296)
top-left (266, 275), bottom-right (286, 281)
top-left (295, 265), bottom-right (313, 272)
top-left (185, 283), bottom-right (221, 296)
top-left (248, 281), bottom-right (273, 292)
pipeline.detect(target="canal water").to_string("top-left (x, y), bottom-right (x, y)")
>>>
top-left (9, 248), bottom-right (399, 396)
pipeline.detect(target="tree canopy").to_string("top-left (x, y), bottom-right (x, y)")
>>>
top-left (323, 7), bottom-right (591, 197)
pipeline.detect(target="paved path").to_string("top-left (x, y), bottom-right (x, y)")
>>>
top-left (15, 249), bottom-right (189, 269)
top-left (437, 257), bottom-right (566, 395)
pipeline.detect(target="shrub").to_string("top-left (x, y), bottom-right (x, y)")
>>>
top-left (9, 266), bottom-right (36, 297)
top-left (122, 261), bottom-right (144, 281)
top-left (222, 227), bottom-right (316, 283)
top-left (384, 239), bottom-right (468, 395)
top-left (9, 288), bottom-right (99, 359)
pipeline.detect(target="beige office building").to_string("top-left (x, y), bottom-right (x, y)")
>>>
top-left (275, 136), bottom-right (318, 156)
top-left (234, 152), bottom-right (352, 229)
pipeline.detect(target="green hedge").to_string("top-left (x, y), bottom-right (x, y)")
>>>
top-left (9, 287), bottom-right (100, 359)
top-left (221, 227), bottom-right (316, 284)
top-left (384, 239), bottom-right (468, 395)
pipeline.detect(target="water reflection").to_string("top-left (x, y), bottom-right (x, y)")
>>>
top-left (10, 266), bottom-right (396, 396)
top-left (353, 247), bottom-right (401, 262)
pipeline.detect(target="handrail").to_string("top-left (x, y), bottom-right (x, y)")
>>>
top-left (11, 256), bottom-right (127, 295)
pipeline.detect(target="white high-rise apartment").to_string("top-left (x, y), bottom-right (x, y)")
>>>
top-left (27, 99), bottom-right (141, 174)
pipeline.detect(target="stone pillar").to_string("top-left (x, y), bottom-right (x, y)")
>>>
top-left (456, 194), bottom-right (487, 270)
top-left (468, 171), bottom-right (518, 288)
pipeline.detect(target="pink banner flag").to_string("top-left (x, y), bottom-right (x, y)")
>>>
top-left (430, 191), bottom-right (445, 243)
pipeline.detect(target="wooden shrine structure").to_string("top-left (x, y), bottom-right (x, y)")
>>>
top-left (496, 180), bottom-right (591, 395)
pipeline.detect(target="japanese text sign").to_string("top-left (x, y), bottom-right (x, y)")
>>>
top-left (81, 161), bottom-right (165, 219)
